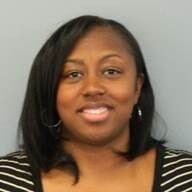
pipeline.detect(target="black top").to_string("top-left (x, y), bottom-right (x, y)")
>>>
top-left (0, 145), bottom-right (192, 192)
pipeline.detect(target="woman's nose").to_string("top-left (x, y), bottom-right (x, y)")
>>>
top-left (82, 75), bottom-right (106, 98)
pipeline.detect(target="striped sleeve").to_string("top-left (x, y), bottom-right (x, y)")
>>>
top-left (160, 148), bottom-right (192, 192)
top-left (0, 151), bottom-right (35, 192)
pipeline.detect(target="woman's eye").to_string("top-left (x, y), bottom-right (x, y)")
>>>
top-left (103, 68), bottom-right (122, 77)
top-left (69, 72), bottom-right (82, 78)
top-left (63, 71), bottom-right (83, 82)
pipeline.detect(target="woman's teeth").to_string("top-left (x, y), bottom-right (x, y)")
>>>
top-left (83, 107), bottom-right (108, 114)
top-left (80, 107), bottom-right (110, 122)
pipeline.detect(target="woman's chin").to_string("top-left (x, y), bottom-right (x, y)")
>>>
top-left (69, 127), bottom-right (128, 148)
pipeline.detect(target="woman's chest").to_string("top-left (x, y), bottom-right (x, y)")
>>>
top-left (42, 172), bottom-right (154, 192)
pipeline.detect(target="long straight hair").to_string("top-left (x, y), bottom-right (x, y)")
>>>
top-left (19, 15), bottom-right (162, 183)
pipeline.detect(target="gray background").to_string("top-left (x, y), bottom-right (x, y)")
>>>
top-left (0, 0), bottom-right (191, 155)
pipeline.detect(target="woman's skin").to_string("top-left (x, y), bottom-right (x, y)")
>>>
top-left (42, 26), bottom-right (156, 192)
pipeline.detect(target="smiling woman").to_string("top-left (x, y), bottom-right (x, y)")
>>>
top-left (56, 26), bottom-right (143, 147)
top-left (0, 15), bottom-right (192, 192)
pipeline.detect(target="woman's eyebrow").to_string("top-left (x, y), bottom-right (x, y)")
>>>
top-left (99, 54), bottom-right (122, 62)
top-left (65, 54), bottom-right (122, 65)
top-left (65, 59), bottom-right (84, 65)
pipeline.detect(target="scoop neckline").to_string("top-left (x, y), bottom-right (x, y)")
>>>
top-left (35, 145), bottom-right (165, 192)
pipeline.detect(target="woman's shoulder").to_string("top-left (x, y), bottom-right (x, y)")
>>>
top-left (163, 145), bottom-right (192, 156)
top-left (157, 145), bottom-right (192, 191)
top-left (161, 146), bottom-right (192, 174)
top-left (0, 150), bottom-right (31, 170)
top-left (1, 150), bottom-right (28, 160)
top-left (0, 151), bottom-right (35, 191)
top-left (162, 146), bottom-right (192, 164)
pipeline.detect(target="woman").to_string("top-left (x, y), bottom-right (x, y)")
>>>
top-left (0, 15), bottom-right (192, 192)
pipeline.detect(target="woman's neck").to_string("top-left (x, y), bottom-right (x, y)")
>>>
top-left (63, 132), bottom-right (130, 178)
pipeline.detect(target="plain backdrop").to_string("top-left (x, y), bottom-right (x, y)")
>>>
top-left (0, 0), bottom-right (191, 155)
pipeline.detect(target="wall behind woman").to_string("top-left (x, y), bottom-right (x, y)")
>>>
top-left (0, 0), bottom-right (191, 155)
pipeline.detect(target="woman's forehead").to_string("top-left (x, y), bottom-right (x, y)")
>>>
top-left (67, 26), bottom-right (133, 59)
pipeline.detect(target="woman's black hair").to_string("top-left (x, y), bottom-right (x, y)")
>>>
top-left (19, 15), bottom-right (162, 183)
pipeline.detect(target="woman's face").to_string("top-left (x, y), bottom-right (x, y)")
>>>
top-left (56, 27), bottom-right (143, 146)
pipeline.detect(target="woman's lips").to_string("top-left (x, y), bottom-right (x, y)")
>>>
top-left (77, 103), bottom-right (113, 123)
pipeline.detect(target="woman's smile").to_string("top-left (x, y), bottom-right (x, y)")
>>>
top-left (77, 102), bottom-right (114, 123)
